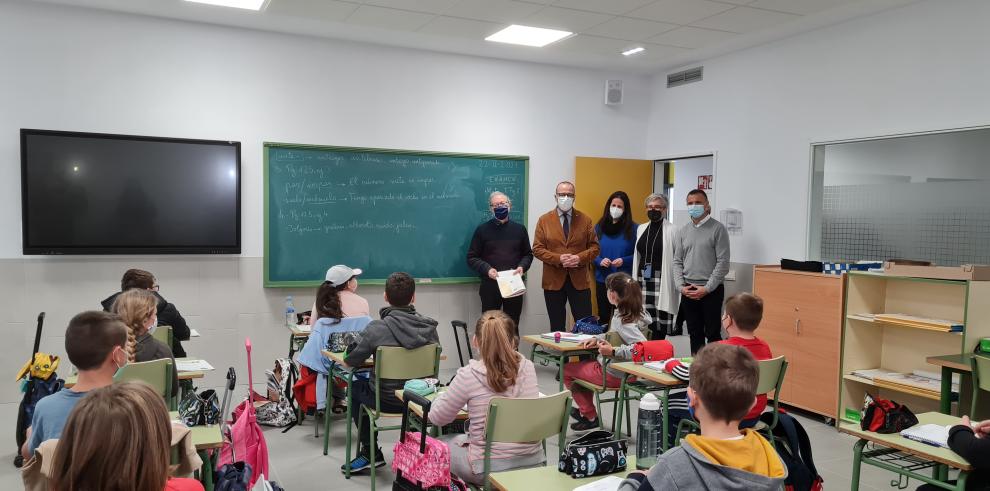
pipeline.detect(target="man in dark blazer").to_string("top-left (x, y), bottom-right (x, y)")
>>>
top-left (532, 181), bottom-right (600, 332)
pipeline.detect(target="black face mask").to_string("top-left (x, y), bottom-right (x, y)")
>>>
top-left (647, 210), bottom-right (664, 222)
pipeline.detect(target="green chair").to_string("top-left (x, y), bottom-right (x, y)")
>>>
top-left (114, 358), bottom-right (175, 410)
top-left (349, 344), bottom-right (441, 491)
top-left (970, 355), bottom-right (990, 417)
top-left (571, 331), bottom-right (630, 434)
top-left (476, 391), bottom-right (573, 490)
top-left (676, 355), bottom-right (788, 446)
top-left (151, 324), bottom-right (174, 350)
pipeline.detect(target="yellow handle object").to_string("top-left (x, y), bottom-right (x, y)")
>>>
top-left (15, 353), bottom-right (60, 381)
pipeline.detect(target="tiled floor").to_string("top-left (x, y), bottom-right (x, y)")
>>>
top-left (0, 336), bottom-right (914, 490)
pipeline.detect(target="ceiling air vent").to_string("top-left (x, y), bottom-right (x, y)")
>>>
top-left (667, 66), bottom-right (703, 88)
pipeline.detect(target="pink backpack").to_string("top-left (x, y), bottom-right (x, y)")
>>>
top-left (392, 391), bottom-right (452, 489)
top-left (217, 338), bottom-right (270, 488)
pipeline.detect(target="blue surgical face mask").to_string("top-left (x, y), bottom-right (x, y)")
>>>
top-left (493, 205), bottom-right (509, 221)
top-left (687, 204), bottom-right (706, 219)
top-left (687, 391), bottom-right (697, 420)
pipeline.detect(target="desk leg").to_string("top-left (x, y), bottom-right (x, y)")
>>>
top-left (199, 449), bottom-right (214, 491)
top-left (940, 366), bottom-right (953, 415)
top-left (660, 388), bottom-right (670, 452)
top-left (558, 353), bottom-right (566, 392)
top-left (851, 439), bottom-right (865, 491)
top-left (344, 371), bottom-right (354, 478)
top-left (615, 375), bottom-right (628, 437)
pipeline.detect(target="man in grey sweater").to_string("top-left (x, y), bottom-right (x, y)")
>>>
top-left (672, 189), bottom-right (730, 354)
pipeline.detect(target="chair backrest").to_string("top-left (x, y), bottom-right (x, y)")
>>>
top-left (971, 355), bottom-right (990, 416)
top-left (376, 344), bottom-right (441, 380)
top-left (485, 391), bottom-right (572, 444)
top-left (605, 331), bottom-right (623, 347)
top-left (151, 325), bottom-right (173, 348)
top-left (757, 356), bottom-right (787, 395)
top-left (114, 358), bottom-right (172, 401)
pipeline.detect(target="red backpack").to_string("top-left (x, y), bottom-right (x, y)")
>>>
top-left (630, 340), bottom-right (674, 363)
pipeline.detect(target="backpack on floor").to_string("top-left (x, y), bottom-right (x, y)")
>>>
top-left (255, 358), bottom-right (296, 428)
top-left (759, 411), bottom-right (824, 491)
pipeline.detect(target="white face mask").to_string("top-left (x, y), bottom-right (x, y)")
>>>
top-left (557, 196), bottom-right (574, 212)
top-left (609, 206), bottom-right (623, 220)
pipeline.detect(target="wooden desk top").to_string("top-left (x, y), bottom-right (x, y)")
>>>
top-left (287, 324), bottom-right (312, 337)
top-left (522, 334), bottom-right (601, 353)
top-left (65, 363), bottom-right (205, 388)
top-left (394, 389), bottom-right (469, 421)
top-left (927, 353), bottom-right (974, 372)
top-left (837, 412), bottom-right (972, 470)
top-left (489, 456), bottom-right (637, 491)
top-left (322, 350), bottom-right (373, 368)
top-left (169, 411), bottom-right (224, 450)
top-left (608, 362), bottom-right (684, 386)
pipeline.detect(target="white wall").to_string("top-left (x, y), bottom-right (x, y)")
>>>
top-left (0, 1), bottom-right (650, 405)
top-left (645, 0), bottom-right (990, 264)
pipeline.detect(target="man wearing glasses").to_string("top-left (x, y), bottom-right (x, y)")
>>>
top-left (466, 191), bottom-right (533, 336)
top-left (533, 181), bottom-right (600, 332)
top-left (100, 269), bottom-right (191, 357)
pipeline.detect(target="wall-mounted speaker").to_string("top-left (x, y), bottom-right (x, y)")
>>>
top-left (605, 80), bottom-right (623, 105)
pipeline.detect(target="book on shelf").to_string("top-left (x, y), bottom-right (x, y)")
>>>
top-left (873, 313), bottom-right (963, 332)
top-left (496, 270), bottom-right (526, 298)
top-left (848, 368), bottom-right (958, 394)
top-left (900, 424), bottom-right (950, 448)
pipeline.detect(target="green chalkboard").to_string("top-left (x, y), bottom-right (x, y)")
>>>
top-left (264, 143), bottom-right (529, 287)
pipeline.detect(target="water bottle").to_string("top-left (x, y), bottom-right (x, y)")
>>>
top-left (636, 393), bottom-right (662, 469)
top-left (285, 296), bottom-right (296, 327)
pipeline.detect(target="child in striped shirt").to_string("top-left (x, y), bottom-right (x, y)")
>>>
top-left (429, 311), bottom-right (544, 485)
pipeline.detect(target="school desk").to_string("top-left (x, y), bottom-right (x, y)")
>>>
top-left (609, 362), bottom-right (686, 448)
top-left (489, 455), bottom-right (638, 491)
top-left (839, 412), bottom-right (973, 491)
top-left (394, 388), bottom-right (469, 436)
top-left (522, 334), bottom-right (601, 391)
top-left (170, 411), bottom-right (223, 491)
top-left (927, 353), bottom-right (975, 415)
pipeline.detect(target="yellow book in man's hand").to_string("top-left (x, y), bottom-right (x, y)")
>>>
top-left (496, 270), bottom-right (526, 298)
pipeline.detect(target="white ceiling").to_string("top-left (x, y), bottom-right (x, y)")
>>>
top-left (30, 0), bottom-right (916, 74)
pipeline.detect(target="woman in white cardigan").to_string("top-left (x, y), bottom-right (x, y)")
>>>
top-left (632, 193), bottom-right (679, 339)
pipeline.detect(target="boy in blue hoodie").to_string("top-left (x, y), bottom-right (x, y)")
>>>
top-left (619, 343), bottom-right (786, 491)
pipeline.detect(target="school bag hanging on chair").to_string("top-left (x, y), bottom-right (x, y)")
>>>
top-left (217, 338), bottom-right (270, 489)
top-left (14, 313), bottom-right (64, 468)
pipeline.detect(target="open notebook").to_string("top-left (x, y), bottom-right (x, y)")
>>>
top-left (900, 424), bottom-right (950, 448)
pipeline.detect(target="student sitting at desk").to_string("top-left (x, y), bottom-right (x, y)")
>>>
top-left (342, 272), bottom-right (439, 474)
top-left (113, 289), bottom-right (179, 398)
top-left (309, 264), bottom-right (370, 326)
top-left (101, 268), bottom-right (191, 358)
top-left (917, 415), bottom-right (990, 490)
top-left (49, 382), bottom-right (204, 491)
top-left (662, 292), bottom-right (773, 441)
top-left (565, 272), bottom-right (650, 432)
top-left (618, 344), bottom-right (786, 491)
top-left (21, 311), bottom-right (128, 460)
top-left (429, 311), bottom-right (544, 485)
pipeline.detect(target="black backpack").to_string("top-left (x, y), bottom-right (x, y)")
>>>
top-left (760, 411), bottom-right (824, 491)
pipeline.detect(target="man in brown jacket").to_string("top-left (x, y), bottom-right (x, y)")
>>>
top-left (533, 181), bottom-right (601, 332)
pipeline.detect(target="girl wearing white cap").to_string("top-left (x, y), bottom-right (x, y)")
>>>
top-left (308, 264), bottom-right (370, 327)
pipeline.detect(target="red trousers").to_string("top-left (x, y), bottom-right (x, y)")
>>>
top-left (563, 360), bottom-right (623, 419)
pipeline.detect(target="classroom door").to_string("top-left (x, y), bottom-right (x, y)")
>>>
top-left (575, 157), bottom-right (655, 318)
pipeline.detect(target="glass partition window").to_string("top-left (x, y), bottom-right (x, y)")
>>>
top-left (809, 127), bottom-right (990, 266)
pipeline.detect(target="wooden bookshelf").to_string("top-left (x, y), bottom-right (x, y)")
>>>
top-left (837, 272), bottom-right (990, 425)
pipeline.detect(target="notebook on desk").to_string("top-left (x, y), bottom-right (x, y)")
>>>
top-left (540, 332), bottom-right (595, 343)
top-left (900, 424), bottom-right (950, 448)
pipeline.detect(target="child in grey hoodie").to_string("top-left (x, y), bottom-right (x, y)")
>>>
top-left (341, 272), bottom-right (440, 474)
top-left (618, 343), bottom-right (786, 491)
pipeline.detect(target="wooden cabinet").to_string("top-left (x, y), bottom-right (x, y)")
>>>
top-left (753, 265), bottom-right (844, 419)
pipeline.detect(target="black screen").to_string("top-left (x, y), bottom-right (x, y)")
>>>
top-left (21, 129), bottom-right (240, 254)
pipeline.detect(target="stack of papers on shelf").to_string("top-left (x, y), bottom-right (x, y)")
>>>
top-left (849, 368), bottom-right (896, 381)
top-left (874, 372), bottom-right (942, 397)
top-left (176, 359), bottom-right (215, 372)
top-left (874, 313), bottom-right (963, 333)
top-left (901, 424), bottom-right (950, 448)
top-left (540, 332), bottom-right (595, 343)
top-left (496, 270), bottom-right (526, 298)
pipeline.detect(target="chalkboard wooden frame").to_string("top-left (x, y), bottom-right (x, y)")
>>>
top-left (263, 142), bottom-right (530, 287)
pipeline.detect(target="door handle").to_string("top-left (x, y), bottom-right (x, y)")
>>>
top-left (795, 318), bottom-right (801, 335)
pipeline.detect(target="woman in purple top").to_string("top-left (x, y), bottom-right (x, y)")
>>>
top-left (593, 191), bottom-right (637, 327)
